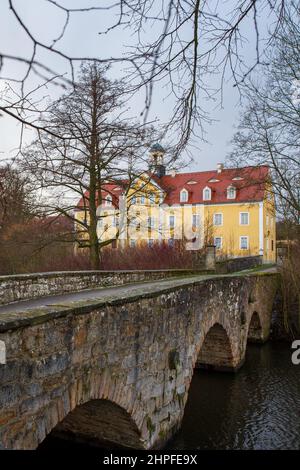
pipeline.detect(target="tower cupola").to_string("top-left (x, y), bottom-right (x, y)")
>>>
top-left (149, 143), bottom-right (166, 178)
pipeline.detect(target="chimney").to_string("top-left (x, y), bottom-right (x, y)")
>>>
top-left (170, 169), bottom-right (176, 177)
top-left (217, 162), bottom-right (224, 173)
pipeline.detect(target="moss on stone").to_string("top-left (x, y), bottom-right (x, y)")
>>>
top-left (146, 416), bottom-right (156, 436)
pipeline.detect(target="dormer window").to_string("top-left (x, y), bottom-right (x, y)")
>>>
top-left (232, 176), bottom-right (244, 181)
top-left (180, 189), bottom-right (188, 203)
top-left (203, 186), bottom-right (211, 201)
top-left (105, 194), bottom-right (112, 206)
top-left (227, 185), bottom-right (236, 199)
top-left (208, 178), bottom-right (220, 183)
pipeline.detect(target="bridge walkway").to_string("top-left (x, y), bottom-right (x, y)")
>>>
top-left (0, 266), bottom-right (277, 332)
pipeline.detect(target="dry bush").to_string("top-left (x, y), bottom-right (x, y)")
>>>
top-left (100, 241), bottom-right (204, 270)
top-left (0, 234), bottom-right (204, 274)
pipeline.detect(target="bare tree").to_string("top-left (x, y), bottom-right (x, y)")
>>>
top-left (0, 164), bottom-right (33, 231)
top-left (0, 0), bottom-right (287, 156)
top-left (20, 62), bottom-right (155, 269)
top-left (227, 3), bottom-right (300, 332)
top-left (228, 1), bottom-right (300, 224)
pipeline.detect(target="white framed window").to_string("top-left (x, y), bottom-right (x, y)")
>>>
top-left (266, 215), bottom-right (269, 226)
top-left (192, 214), bottom-right (200, 227)
top-left (148, 238), bottom-right (154, 247)
top-left (240, 236), bottom-right (249, 250)
top-left (98, 211), bottom-right (107, 227)
top-left (149, 193), bottom-right (155, 205)
top-left (131, 195), bottom-right (137, 205)
top-left (169, 215), bottom-right (175, 228)
top-left (112, 215), bottom-right (119, 227)
top-left (266, 238), bottom-right (269, 250)
top-left (213, 213), bottom-right (223, 226)
top-left (105, 194), bottom-right (112, 206)
top-left (148, 216), bottom-right (155, 228)
top-left (168, 238), bottom-right (175, 247)
top-left (180, 189), bottom-right (188, 203)
top-left (203, 186), bottom-right (211, 201)
top-left (214, 237), bottom-right (222, 250)
top-left (140, 195), bottom-right (145, 205)
top-left (227, 186), bottom-right (236, 199)
top-left (240, 212), bottom-right (249, 225)
top-left (130, 239), bottom-right (136, 247)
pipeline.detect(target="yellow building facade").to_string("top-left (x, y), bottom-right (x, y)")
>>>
top-left (75, 146), bottom-right (276, 263)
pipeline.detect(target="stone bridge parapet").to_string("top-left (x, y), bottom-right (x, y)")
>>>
top-left (0, 269), bottom-right (207, 306)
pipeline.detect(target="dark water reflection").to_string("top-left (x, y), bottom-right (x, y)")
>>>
top-left (168, 342), bottom-right (300, 450)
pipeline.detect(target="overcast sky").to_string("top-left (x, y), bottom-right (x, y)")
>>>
top-left (0, 0), bottom-right (270, 171)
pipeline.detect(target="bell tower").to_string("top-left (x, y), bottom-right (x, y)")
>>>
top-left (149, 143), bottom-right (166, 178)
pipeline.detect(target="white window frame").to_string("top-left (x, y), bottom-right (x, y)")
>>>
top-left (227, 186), bottom-right (236, 200)
top-left (148, 216), bottom-right (155, 228)
top-left (105, 194), bottom-right (112, 206)
top-left (180, 189), bottom-right (188, 203)
top-left (140, 195), bottom-right (145, 205)
top-left (214, 237), bottom-right (223, 250)
top-left (239, 212), bottom-right (249, 226)
top-left (203, 186), bottom-right (211, 201)
top-left (266, 215), bottom-right (269, 226)
top-left (213, 213), bottom-right (223, 226)
top-left (169, 215), bottom-right (175, 228)
top-left (112, 215), bottom-right (119, 227)
top-left (148, 238), bottom-right (154, 247)
top-left (149, 193), bottom-right (155, 205)
top-left (240, 236), bottom-right (249, 250)
top-left (130, 239), bottom-right (136, 248)
top-left (168, 238), bottom-right (175, 247)
top-left (192, 214), bottom-right (200, 227)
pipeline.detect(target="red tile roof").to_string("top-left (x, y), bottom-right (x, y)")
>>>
top-left (155, 166), bottom-right (269, 204)
top-left (76, 166), bottom-right (269, 209)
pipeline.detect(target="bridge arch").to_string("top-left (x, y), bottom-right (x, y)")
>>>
top-left (39, 399), bottom-right (144, 449)
top-left (247, 311), bottom-right (263, 343)
top-left (196, 323), bottom-right (235, 371)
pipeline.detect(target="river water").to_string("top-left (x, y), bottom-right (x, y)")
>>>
top-left (168, 342), bottom-right (300, 450)
top-left (40, 342), bottom-right (300, 450)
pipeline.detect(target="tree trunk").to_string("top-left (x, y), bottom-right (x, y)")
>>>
top-left (88, 74), bottom-right (101, 270)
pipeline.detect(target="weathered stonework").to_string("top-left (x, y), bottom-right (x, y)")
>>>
top-left (0, 272), bottom-right (278, 450)
top-left (0, 269), bottom-right (205, 306)
top-left (216, 255), bottom-right (263, 274)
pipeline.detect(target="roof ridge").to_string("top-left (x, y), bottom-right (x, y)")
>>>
top-left (164, 165), bottom-right (268, 177)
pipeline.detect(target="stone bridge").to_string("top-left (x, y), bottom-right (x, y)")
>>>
top-left (0, 270), bottom-right (278, 450)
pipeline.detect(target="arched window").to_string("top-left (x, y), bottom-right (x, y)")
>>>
top-left (203, 186), bottom-right (211, 201)
top-left (227, 185), bottom-right (236, 199)
top-left (180, 189), bottom-right (188, 202)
